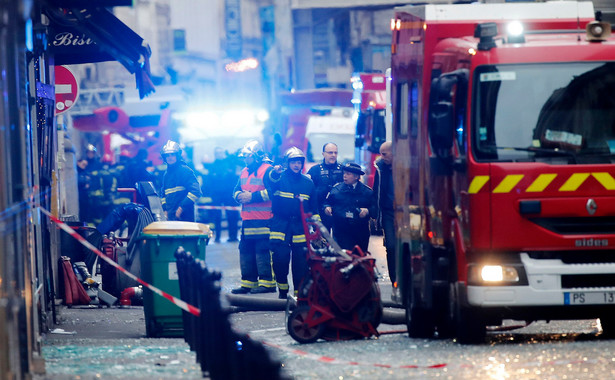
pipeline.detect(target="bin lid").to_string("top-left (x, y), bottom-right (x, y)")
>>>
top-left (141, 221), bottom-right (211, 236)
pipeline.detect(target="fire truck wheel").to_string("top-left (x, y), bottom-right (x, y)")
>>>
top-left (450, 283), bottom-right (486, 344)
top-left (599, 316), bottom-right (615, 338)
top-left (405, 278), bottom-right (435, 338)
top-left (288, 305), bottom-right (325, 344)
top-left (430, 278), bottom-right (454, 338)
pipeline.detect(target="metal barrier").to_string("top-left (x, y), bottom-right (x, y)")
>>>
top-left (175, 247), bottom-right (287, 380)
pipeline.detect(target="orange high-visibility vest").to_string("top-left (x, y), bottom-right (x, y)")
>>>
top-left (240, 163), bottom-right (273, 220)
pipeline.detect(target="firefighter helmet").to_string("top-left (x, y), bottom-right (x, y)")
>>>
top-left (285, 147), bottom-right (306, 163)
top-left (239, 140), bottom-right (265, 159)
top-left (161, 140), bottom-right (182, 156)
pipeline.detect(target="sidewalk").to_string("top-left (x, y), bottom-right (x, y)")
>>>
top-left (39, 304), bottom-right (203, 380)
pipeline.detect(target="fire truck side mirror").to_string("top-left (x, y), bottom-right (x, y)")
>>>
top-left (428, 69), bottom-right (469, 159)
top-left (429, 101), bottom-right (455, 157)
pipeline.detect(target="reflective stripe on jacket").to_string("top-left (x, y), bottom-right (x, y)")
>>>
top-left (238, 163), bottom-right (273, 221)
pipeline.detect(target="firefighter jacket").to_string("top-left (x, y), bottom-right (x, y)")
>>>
top-left (161, 160), bottom-right (201, 222)
top-left (268, 169), bottom-right (320, 244)
top-left (324, 181), bottom-right (376, 236)
top-left (233, 162), bottom-right (273, 239)
top-left (306, 160), bottom-right (343, 213)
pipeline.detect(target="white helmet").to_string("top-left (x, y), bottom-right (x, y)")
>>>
top-left (285, 147), bottom-right (306, 163)
top-left (239, 140), bottom-right (265, 159)
top-left (161, 140), bottom-right (182, 156)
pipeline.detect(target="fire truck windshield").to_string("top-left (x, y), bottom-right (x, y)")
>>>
top-left (473, 62), bottom-right (615, 164)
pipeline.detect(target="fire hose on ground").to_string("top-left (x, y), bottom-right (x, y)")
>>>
top-left (225, 293), bottom-right (406, 325)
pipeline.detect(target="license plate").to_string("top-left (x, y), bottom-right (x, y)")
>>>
top-left (564, 291), bottom-right (615, 305)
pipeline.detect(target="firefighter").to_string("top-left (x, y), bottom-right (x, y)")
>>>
top-left (269, 147), bottom-right (320, 299)
top-left (373, 141), bottom-right (396, 286)
top-left (306, 142), bottom-right (343, 233)
top-left (83, 143), bottom-right (107, 224)
top-left (160, 140), bottom-right (201, 222)
top-left (207, 147), bottom-right (240, 243)
top-left (77, 158), bottom-right (91, 223)
top-left (324, 162), bottom-right (376, 253)
top-left (85, 143), bottom-right (102, 171)
top-left (230, 140), bottom-right (276, 294)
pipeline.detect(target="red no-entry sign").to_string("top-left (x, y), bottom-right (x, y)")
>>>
top-left (55, 65), bottom-right (79, 115)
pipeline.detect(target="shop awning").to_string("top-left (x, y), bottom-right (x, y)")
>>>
top-left (44, 6), bottom-right (155, 98)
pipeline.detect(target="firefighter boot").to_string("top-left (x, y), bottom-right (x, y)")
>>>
top-left (250, 286), bottom-right (276, 294)
top-left (231, 287), bottom-right (252, 294)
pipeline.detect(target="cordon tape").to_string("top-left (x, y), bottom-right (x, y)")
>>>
top-left (262, 340), bottom-right (447, 369)
top-left (38, 206), bottom-right (201, 317)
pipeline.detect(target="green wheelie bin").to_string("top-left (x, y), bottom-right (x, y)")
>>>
top-left (139, 221), bottom-right (210, 337)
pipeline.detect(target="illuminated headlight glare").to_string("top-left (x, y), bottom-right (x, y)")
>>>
top-left (481, 265), bottom-right (503, 282)
top-left (507, 21), bottom-right (523, 37)
top-left (480, 265), bottom-right (519, 283)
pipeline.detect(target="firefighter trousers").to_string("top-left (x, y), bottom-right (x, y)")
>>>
top-left (238, 237), bottom-right (275, 289)
top-left (271, 237), bottom-right (308, 294)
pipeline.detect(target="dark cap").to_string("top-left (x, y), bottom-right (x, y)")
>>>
top-left (342, 162), bottom-right (365, 175)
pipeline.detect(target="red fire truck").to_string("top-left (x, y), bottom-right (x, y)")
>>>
top-left (390, 1), bottom-right (615, 343)
top-left (352, 72), bottom-right (388, 186)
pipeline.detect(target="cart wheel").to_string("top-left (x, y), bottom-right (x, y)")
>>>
top-left (287, 305), bottom-right (325, 344)
top-left (356, 283), bottom-right (383, 328)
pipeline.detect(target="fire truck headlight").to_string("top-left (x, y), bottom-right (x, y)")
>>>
top-left (481, 265), bottom-right (519, 282)
top-left (468, 263), bottom-right (527, 285)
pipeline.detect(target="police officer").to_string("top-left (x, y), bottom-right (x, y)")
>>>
top-left (306, 142), bottom-right (343, 233)
top-left (324, 162), bottom-right (376, 253)
top-left (269, 147), bottom-right (320, 299)
top-left (160, 140), bottom-right (201, 222)
top-left (230, 140), bottom-right (276, 294)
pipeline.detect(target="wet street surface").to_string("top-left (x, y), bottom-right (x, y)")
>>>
top-left (37, 237), bottom-right (615, 379)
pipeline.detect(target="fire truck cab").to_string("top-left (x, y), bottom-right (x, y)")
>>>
top-left (391, 1), bottom-right (615, 343)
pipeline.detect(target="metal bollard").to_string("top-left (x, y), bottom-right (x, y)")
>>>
top-left (176, 248), bottom-right (287, 379)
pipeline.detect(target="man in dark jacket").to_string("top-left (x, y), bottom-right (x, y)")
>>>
top-left (306, 142), bottom-right (343, 233)
top-left (373, 141), bottom-right (396, 286)
top-left (324, 162), bottom-right (376, 253)
top-left (160, 140), bottom-right (202, 222)
top-left (269, 147), bottom-right (320, 299)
